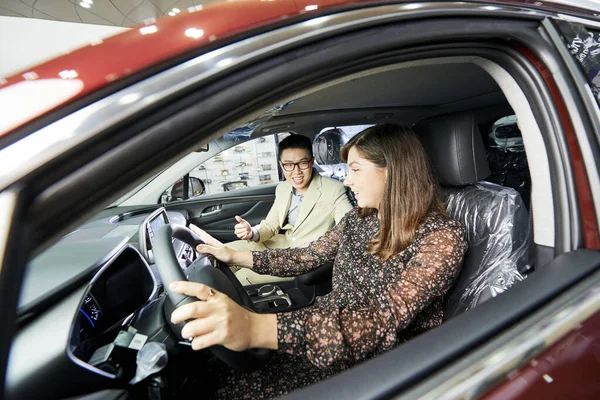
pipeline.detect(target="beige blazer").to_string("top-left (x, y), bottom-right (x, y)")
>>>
top-left (256, 172), bottom-right (353, 247)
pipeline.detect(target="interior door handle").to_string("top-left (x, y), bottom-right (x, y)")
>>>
top-left (200, 205), bottom-right (222, 217)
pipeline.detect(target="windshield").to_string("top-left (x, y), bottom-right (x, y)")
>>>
top-left (107, 175), bottom-right (157, 208)
top-left (106, 98), bottom-right (304, 208)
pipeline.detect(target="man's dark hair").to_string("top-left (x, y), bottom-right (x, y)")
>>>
top-left (278, 134), bottom-right (313, 159)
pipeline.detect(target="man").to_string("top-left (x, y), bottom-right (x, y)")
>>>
top-left (226, 134), bottom-right (353, 285)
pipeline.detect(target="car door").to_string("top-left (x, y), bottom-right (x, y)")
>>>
top-left (168, 183), bottom-right (278, 242)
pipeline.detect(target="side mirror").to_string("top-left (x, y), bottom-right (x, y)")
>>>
top-left (189, 177), bottom-right (205, 197)
top-left (164, 177), bottom-right (206, 203)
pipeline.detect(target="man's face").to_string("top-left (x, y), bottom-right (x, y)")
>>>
top-left (280, 148), bottom-right (314, 193)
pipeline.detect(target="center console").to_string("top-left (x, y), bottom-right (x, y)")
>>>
top-left (246, 284), bottom-right (292, 312)
top-left (245, 280), bottom-right (317, 313)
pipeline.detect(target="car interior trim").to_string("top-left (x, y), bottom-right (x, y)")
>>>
top-left (165, 188), bottom-right (280, 208)
top-left (6, 284), bottom-right (104, 398)
top-left (0, 187), bottom-right (26, 398)
top-left (0, 2), bottom-right (554, 192)
top-left (67, 288), bottom-right (116, 380)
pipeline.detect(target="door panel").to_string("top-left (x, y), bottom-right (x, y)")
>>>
top-left (197, 200), bottom-right (273, 242)
top-left (166, 183), bottom-right (278, 242)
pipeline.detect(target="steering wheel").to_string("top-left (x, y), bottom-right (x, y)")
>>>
top-left (153, 223), bottom-right (270, 372)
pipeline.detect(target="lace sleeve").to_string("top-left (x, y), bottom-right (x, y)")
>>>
top-left (252, 214), bottom-right (346, 277)
top-left (276, 223), bottom-right (467, 368)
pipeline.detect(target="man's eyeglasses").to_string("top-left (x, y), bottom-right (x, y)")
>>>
top-left (281, 160), bottom-right (312, 172)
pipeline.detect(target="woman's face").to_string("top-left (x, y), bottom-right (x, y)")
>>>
top-left (344, 146), bottom-right (387, 210)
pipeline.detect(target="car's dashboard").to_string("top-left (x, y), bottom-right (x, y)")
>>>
top-left (7, 205), bottom-right (312, 400)
top-left (17, 208), bottom-right (190, 317)
top-left (7, 207), bottom-right (197, 400)
top-left (70, 246), bottom-right (157, 376)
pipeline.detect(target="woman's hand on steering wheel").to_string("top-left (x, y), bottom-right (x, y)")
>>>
top-left (169, 281), bottom-right (277, 351)
top-left (189, 224), bottom-right (235, 264)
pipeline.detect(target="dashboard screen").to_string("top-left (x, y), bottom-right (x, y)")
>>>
top-left (147, 212), bottom-right (168, 243)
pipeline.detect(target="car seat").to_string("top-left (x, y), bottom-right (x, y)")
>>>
top-left (414, 112), bottom-right (529, 320)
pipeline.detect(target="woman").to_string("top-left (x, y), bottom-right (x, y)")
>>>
top-left (170, 123), bottom-right (467, 398)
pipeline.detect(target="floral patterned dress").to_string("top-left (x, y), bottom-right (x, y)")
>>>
top-left (211, 208), bottom-right (467, 399)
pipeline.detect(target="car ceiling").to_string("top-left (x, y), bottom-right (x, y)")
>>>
top-left (280, 63), bottom-right (502, 113)
top-left (255, 61), bottom-right (507, 137)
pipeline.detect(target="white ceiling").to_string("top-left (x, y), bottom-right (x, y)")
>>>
top-left (0, 0), bottom-right (208, 27)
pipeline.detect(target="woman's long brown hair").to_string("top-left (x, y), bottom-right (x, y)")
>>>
top-left (341, 123), bottom-right (446, 259)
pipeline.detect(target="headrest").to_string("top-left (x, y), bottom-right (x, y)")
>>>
top-left (413, 112), bottom-right (490, 186)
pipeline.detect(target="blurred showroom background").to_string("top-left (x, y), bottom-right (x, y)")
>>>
top-left (0, 0), bottom-right (210, 77)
